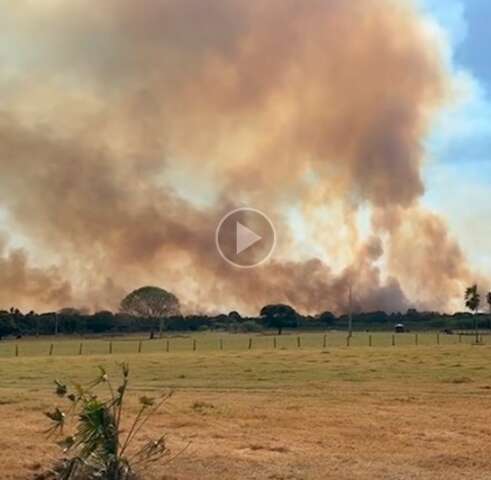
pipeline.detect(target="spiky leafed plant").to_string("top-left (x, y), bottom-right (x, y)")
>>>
top-left (45, 364), bottom-right (178, 480)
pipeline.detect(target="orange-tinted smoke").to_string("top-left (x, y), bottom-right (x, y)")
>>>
top-left (0, 0), bottom-right (475, 314)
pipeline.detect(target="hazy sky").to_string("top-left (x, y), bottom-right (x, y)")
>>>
top-left (0, 0), bottom-right (489, 314)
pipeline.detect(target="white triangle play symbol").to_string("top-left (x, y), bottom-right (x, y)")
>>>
top-left (236, 222), bottom-right (262, 255)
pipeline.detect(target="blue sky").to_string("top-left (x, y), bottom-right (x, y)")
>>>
top-left (453, 1), bottom-right (491, 84)
top-left (421, 0), bottom-right (491, 275)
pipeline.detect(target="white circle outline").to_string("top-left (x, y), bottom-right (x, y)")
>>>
top-left (215, 207), bottom-right (277, 269)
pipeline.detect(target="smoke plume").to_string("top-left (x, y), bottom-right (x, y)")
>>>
top-left (0, 0), bottom-right (477, 314)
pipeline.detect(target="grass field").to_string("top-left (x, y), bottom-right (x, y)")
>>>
top-left (1, 334), bottom-right (491, 479)
top-left (0, 330), bottom-right (483, 358)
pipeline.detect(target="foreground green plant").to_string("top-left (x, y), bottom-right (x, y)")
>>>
top-left (45, 364), bottom-right (177, 480)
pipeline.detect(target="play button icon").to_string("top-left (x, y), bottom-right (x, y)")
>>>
top-left (216, 207), bottom-right (276, 268)
top-left (236, 222), bottom-right (262, 255)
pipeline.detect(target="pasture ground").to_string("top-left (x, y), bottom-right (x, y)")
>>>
top-left (0, 330), bottom-right (483, 358)
top-left (1, 333), bottom-right (491, 479)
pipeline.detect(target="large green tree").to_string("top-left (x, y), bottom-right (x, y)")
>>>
top-left (260, 304), bottom-right (298, 335)
top-left (120, 286), bottom-right (180, 337)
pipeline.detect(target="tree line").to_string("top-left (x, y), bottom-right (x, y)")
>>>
top-left (1, 285), bottom-right (491, 339)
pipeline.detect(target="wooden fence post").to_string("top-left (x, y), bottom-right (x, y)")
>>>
top-left (79, 343), bottom-right (83, 355)
top-left (248, 338), bottom-right (253, 350)
top-left (166, 340), bottom-right (170, 353)
top-left (193, 339), bottom-right (197, 351)
top-left (219, 338), bottom-right (224, 351)
top-left (109, 342), bottom-right (112, 355)
top-left (138, 341), bottom-right (142, 354)
top-left (415, 334), bottom-right (418, 346)
top-left (323, 335), bottom-right (327, 349)
top-left (369, 335), bottom-right (372, 347)
top-left (49, 344), bottom-right (54, 356)
top-left (297, 336), bottom-right (301, 348)
top-left (15, 344), bottom-right (19, 357)
top-left (273, 337), bottom-right (277, 349)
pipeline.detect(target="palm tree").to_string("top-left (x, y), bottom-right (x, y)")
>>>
top-left (465, 285), bottom-right (480, 343)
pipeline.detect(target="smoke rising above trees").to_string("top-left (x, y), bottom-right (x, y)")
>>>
top-left (0, 0), bottom-right (484, 314)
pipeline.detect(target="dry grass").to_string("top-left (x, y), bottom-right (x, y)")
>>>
top-left (1, 345), bottom-right (491, 479)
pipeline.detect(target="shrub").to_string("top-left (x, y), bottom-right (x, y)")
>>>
top-left (239, 320), bottom-right (262, 333)
top-left (44, 364), bottom-right (179, 479)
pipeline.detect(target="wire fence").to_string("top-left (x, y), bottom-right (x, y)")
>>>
top-left (0, 331), bottom-right (486, 358)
